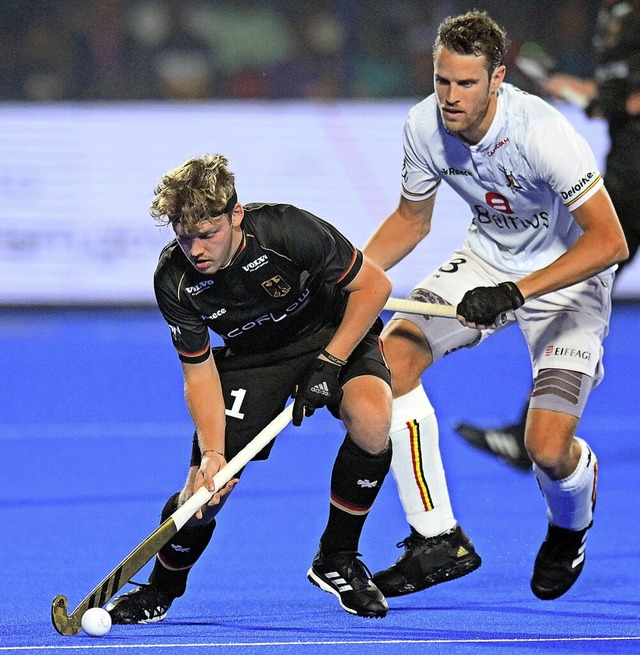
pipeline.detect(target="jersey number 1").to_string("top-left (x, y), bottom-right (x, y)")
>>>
top-left (225, 388), bottom-right (246, 419)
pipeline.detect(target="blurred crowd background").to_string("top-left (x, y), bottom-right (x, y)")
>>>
top-left (0, 0), bottom-right (599, 102)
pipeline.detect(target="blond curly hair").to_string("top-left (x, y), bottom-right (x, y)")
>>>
top-left (150, 154), bottom-right (236, 231)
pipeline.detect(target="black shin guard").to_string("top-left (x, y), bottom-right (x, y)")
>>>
top-left (148, 492), bottom-right (216, 598)
top-left (320, 436), bottom-right (392, 554)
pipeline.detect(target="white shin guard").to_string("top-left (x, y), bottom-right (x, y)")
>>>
top-left (533, 437), bottom-right (598, 531)
top-left (389, 385), bottom-right (456, 537)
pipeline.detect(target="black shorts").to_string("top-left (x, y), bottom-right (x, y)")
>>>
top-left (189, 318), bottom-right (390, 466)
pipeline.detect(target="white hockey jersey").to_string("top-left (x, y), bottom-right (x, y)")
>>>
top-left (401, 83), bottom-right (604, 276)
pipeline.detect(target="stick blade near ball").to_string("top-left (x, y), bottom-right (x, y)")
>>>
top-left (51, 594), bottom-right (81, 636)
top-left (50, 404), bottom-right (294, 636)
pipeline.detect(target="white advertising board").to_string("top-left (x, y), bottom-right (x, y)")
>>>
top-left (1, 101), bottom-right (637, 304)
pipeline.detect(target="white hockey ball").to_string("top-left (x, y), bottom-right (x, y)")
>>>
top-left (81, 607), bottom-right (112, 637)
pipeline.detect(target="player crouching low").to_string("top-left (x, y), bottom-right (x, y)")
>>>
top-left (106, 153), bottom-right (394, 622)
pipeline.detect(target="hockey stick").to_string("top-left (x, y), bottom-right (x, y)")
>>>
top-left (384, 297), bottom-right (457, 318)
top-left (51, 403), bottom-right (294, 636)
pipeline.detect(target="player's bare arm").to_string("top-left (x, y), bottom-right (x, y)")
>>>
top-left (322, 256), bottom-right (392, 363)
top-left (515, 187), bottom-right (629, 301)
top-left (363, 194), bottom-right (436, 271)
top-left (181, 354), bottom-right (237, 516)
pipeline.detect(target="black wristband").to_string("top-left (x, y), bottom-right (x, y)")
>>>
top-left (320, 347), bottom-right (347, 367)
top-left (498, 281), bottom-right (525, 309)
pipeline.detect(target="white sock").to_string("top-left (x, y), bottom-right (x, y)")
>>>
top-left (389, 385), bottom-right (456, 537)
top-left (533, 437), bottom-right (597, 531)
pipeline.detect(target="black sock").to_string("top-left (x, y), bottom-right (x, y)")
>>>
top-left (319, 435), bottom-right (391, 554)
top-left (148, 492), bottom-right (216, 598)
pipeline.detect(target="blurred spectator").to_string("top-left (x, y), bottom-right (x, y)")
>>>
top-left (266, 4), bottom-right (350, 99)
top-left (0, 23), bottom-right (25, 99)
top-left (146, 4), bottom-right (219, 99)
top-left (65, 0), bottom-right (154, 100)
top-left (400, 2), bottom-right (441, 98)
top-left (191, 1), bottom-right (290, 98)
top-left (351, 9), bottom-right (412, 98)
top-left (20, 6), bottom-right (85, 100)
top-left (549, 0), bottom-right (597, 79)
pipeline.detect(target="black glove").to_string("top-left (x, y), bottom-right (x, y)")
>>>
top-left (457, 281), bottom-right (524, 327)
top-left (292, 358), bottom-right (343, 427)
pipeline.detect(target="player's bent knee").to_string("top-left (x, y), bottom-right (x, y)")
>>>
top-left (526, 368), bottom-right (592, 472)
top-left (341, 402), bottom-right (391, 454)
top-left (526, 427), bottom-right (578, 477)
top-left (345, 425), bottom-right (391, 454)
top-left (345, 410), bottom-right (391, 454)
top-left (341, 376), bottom-right (391, 420)
top-left (527, 443), bottom-right (571, 474)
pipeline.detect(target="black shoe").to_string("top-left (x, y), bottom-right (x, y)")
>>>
top-left (372, 525), bottom-right (481, 597)
top-left (531, 523), bottom-right (590, 600)
top-left (307, 550), bottom-right (388, 618)
top-left (106, 583), bottom-right (175, 624)
top-left (455, 421), bottom-right (532, 472)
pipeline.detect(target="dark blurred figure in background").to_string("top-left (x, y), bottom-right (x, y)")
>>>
top-left (455, 0), bottom-right (640, 472)
top-left (145, 4), bottom-right (219, 99)
top-left (265, 3), bottom-right (351, 99)
top-left (71, 0), bottom-right (155, 99)
top-left (19, 5), bottom-right (86, 100)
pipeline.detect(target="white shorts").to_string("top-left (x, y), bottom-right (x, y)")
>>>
top-left (394, 247), bottom-right (613, 386)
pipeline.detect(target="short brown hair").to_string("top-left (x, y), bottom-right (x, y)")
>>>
top-left (150, 153), bottom-right (236, 231)
top-left (433, 10), bottom-right (507, 74)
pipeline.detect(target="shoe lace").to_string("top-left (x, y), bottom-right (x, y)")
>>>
top-left (334, 551), bottom-right (373, 581)
top-left (396, 530), bottom-right (429, 550)
top-left (395, 526), bottom-right (460, 551)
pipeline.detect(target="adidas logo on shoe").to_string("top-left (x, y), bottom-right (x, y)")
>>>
top-left (456, 545), bottom-right (469, 557)
top-left (325, 571), bottom-right (354, 592)
top-left (310, 382), bottom-right (330, 396)
top-left (307, 550), bottom-right (388, 618)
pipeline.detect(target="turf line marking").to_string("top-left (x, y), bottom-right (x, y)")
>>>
top-left (2, 635), bottom-right (640, 651)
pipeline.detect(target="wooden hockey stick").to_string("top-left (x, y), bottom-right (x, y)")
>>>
top-left (51, 403), bottom-right (294, 636)
top-left (384, 297), bottom-right (457, 318)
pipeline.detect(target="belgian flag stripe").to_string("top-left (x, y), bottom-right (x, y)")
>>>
top-left (408, 419), bottom-right (434, 511)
